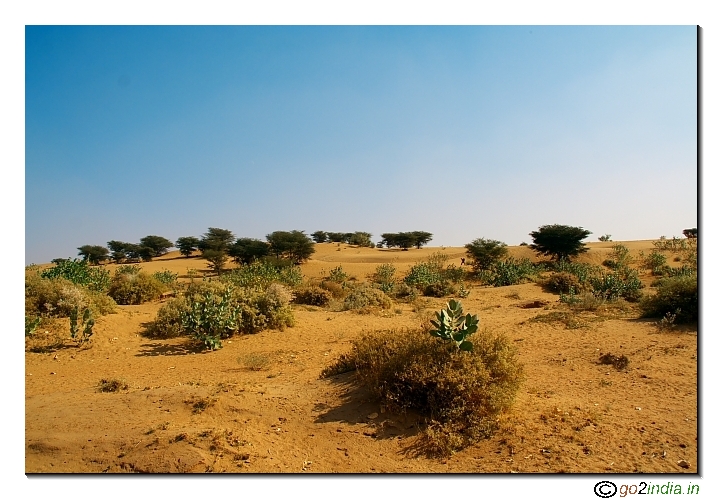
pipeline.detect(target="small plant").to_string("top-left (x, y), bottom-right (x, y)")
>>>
top-left (152, 269), bottom-right (179, 286)
top-left (25, 316), bottom-right (41, 337)
top-left (658, 308), bottom-right (681, 331)
top-left (371, 263), bottom-right (397, 294)
top-left (182, 287), bottom-right (239, 350)
top-left (328, 265), bottom-right (349, 283)
top-left (429, 300), bottom-right (479, 351)
top-left (238, 353), bottom-right (271, 371)
top-left (97, 378), bottom-right (129, 392)
top-left (456, 282), bottom-right (470, 298)
top-left (69, 307), bottom-right (94, 346)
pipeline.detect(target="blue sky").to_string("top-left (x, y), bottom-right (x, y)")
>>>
top-left (25, 25), bottom-right (697, 264)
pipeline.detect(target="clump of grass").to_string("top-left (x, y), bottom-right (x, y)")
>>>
top-left (238, 353), bottom-right (271, 371)
top-left (347, 327), bottom-right (523, 455)
top-left (599, 353), bottom-right (629, 370)
top-left (320, 353), bottom-right (357, 378)
top-left (529, 311), bottom-right (586, 330)
top-left (97, 378), bottom-right (129, 393)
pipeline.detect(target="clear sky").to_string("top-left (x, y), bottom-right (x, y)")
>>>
top-left (25, 25), bottom-right (697, 264)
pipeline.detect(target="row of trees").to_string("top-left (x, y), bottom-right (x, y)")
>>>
top-left (77, 235), bottom-right (175, 265)
top-left (379, 231), bottom-right (433, 250)
top-left (175, 228), bottom-right (316, 274)
top-left (311, 231), bottom-right (374, 247)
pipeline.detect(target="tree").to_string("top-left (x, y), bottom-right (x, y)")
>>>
top-left (682, 228), bottom-right (698, 239)
top-left (464, 238), bottom-right (508, 271)
top-left (348, 231), bottom-right (374, 247)
top-left (139, 235), bottom-right (174, 257)
top-left (311, 231), bottom-right (328, 243)
top-left (175, 236), bottom-right (200, 257)
top-left (199, 228), bottom-right (235, 274)
top-left (125, 243), bottom-right (154, 262)
top-left (266, 230), bottom-right (315, 263)
top-left (107, 240), bottom-right (132, 263)
top-left (411, 231), bottom-right (433, 249)
top-left (229, 238), bottom-right (271, 264)
top-left (77, 245), bottom-right (109, 265)
top-left (326, 232), bottom-right (347, 243)
top-left (529, 224), bottom-right (592, 261)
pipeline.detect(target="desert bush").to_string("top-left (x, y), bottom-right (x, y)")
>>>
top-left (543, 271), bottom-right (584, 294)
top-left (40, 258), bottom-right (111, 293)
top-left (464, 238), bottom-right (508, 271)
top-left (588, 267), bottom-right (643, 302)
top-left (152, 269), bottom-right (179, 286)
top-left (652, 236), bottom-right (689, 253)
top-left (319, 280), bottom-right (346, 299)
top-left (115, 264), bottom-right (142, 276)
top-left (222, 260), bottom-right (303, 289)
top-left (347, 326), bottom-right (523, 455)
top-left (25, 273), bottom-right (116, 318)
top-left (108, 271), bottom-right (167, 305)
top-left (371, 263), bottom-right (397, 294)
top-left (552, 260), bottom-right (596, 287)
top-left (423, 281), bottom-right (457, 298)
top-left (293, 286), bottom-right (332, 306)
top-left (599, 353), bottom-right (629, 370)
top-left (343, 285), bottom-right (392, 311)
top-left (327, 265), bottom-right (349, 283)
top-left (602, 244), bottom-right (633, 270)
top-left (639, 275), bottom-right (697, 324)
top-left (97, 378), bottom-right (129, 393)
top-left (478, 258), bottom-right (539, 287)
top-left (639, 250), bottom-right (667, 273)
top-left (146, 281), bottom-right (294, 348)
top-left (404, 262), bottom-right (443, 289)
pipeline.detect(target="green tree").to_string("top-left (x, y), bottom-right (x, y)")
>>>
top-left (411, 231), bottom-right (433, 249)
top-left (139, 235), bottom-right (174, 257)
top-left (311, 231), bottom-right (328, 243)
top-left (266, 230), bottom-right (315, 263)
top-left (464, 238), bottom-right (508, 271)
top-left (199, 228), bottom-right (235, 274)
top-left (175, 236), bottom-right (200, 257)
top-left (682, 228), bottom-right (698, 239)
top-left (529, 224), bottom-right (592, 261)
top-left (348, 231), bottom-right (374, 247)
top-left (229, 238), bottom-right (271, 264)
top-left (107, 240), bottom-right (132, 263)
top-left (77, 245), bottom-right (109, 265)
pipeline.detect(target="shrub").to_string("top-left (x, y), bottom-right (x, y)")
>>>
top-left (25, 273), bottom-right (116, 318)
top-left (371, 263), bottom-right (397, 294)
top-left (97, 378), bottom-right (129, 393)
top-left (320, 280), bottom-right (346, 299)
top-left (293, 286), bottom-right (332, 306)
top-left (152, 269), bottom-right (179, 286)
top-left (423, 281), bottom-right (457, 298)
top-left (327, 265), bottom-right (349, 283)
top-left (478, 258), bottom-right (539, 287)
top-left (40, 258), bottom-right (111, 293)
top-left (404, 262), bottom-right (442, 289)
top-left (602, 244), bottom-right (633, 270)
top-left (348, 327), bottom-right (523, 455)
top-left (588, 267), bottom-right (643, 302)
top-left (222, 260), bottom-right (303, 289)
top-left (552, 260), bottom-right (596, 287)
top-left (108, 272), bottom-right (167, 305)
top-left (146, 281), bottom-right (294, 348)
top-left (69, 307), bottom-right (94, 346)
top-left (343, 285), bottom-right (392, 311)
top-left (640, 250), bottom-right (667, 272)
top-left (464, 238), bottom-right (508, 271)
top-left (115, 264), bottom-right (142, 276)
top-left (639, 275), bottom-right (697, 324)
top-left (543, 272), bottom-right (584, 294)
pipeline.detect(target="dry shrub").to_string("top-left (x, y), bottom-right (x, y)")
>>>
top-left (25, 273), bottom-right (116, 318)
top-left (350, 327), bottom-right (523, 455)
top-left (342, 285), bottom-right (392, 311)
top-left (108, 272), bottom-right (167, 305)
top-left (543, 271), bottom-right (584, 294)
top-left (319, 280), bottom-right (346, 299)
top-left (599, 353), bottom-right (629, 370)
top-left (143, 297), bottom-right (189, 338)
top-left (97, 378), bottom-right (129, 392)
top-left (293, 286), bottom-right (332, 306)
top-left (639, 275), bottom-right (697, 324)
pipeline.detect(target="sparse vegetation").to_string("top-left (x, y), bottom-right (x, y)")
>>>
top-left (477, 258), bottom-right (540, 287)
top-left (640, 275), bottom-right (697, 324)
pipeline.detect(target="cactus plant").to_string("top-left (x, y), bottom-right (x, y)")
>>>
top-left (69, 307), bottom-right (94, 346)
top-left (429, 299), bottom-right (479, 351)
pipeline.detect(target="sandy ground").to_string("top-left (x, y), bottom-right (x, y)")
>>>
top-left (25, 241), bottom-right (697, 473)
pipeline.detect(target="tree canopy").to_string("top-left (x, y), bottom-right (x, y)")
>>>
top-left (77, 245), bottom-right (109, 265)
top-left (529, 224), bottom-right (591, 261)
top-left (380, 231), bottom-right (433, 250)
top-left (175, 236), bottom-right (200, 257)
top-left (266, 230), bottom-right (315, 263)
top-left (229, 238), bottom-right (271, 264)
top-left (139, 235), bottom-right (174, 257)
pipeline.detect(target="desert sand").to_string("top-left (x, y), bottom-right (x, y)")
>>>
top-left (25, 241), bottom-right (697, 473)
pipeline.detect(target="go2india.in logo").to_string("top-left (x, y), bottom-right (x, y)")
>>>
top-left (594, 481), bottom-right (699, 497)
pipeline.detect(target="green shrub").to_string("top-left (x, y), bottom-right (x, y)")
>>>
top-left (223, 260), bottom-right (303, 289)
top-left (640, 251), bottom-right (667, 272)
top-left (152, 269), bottom-right (179, 287)
top-left (146, 281), bottom-right (294, 348)
top-left (588, 267), bottom-right (643, 302)
top-left (343, 285), bottom-right (392, 311)
top-left (327, 265), bottom-right (349, 283)
top-left (552, 260), bottom-right (596, 287)
top-left (371, 263), bottom-right (397, 294)
top-left (347, 327), bottom-right (523, 455)
top-left (108, 272), bottom-right (167, 305)
top-left (639, 275), bottom-right (697, 324)
top-left (115, 265), bottom-right (142, 276)
top-left (478, 258), bottom-right (539, 287)
top-left (404, 262), bottom-right (442, 289)
top-left (464, 238), bottom-right (508, 271)
top-left (293, 286), bottom-right (332, 306)
top-left (25, 273), bottom-right (116, 318)
top-left (40, 258), bottom-right (111, 293)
